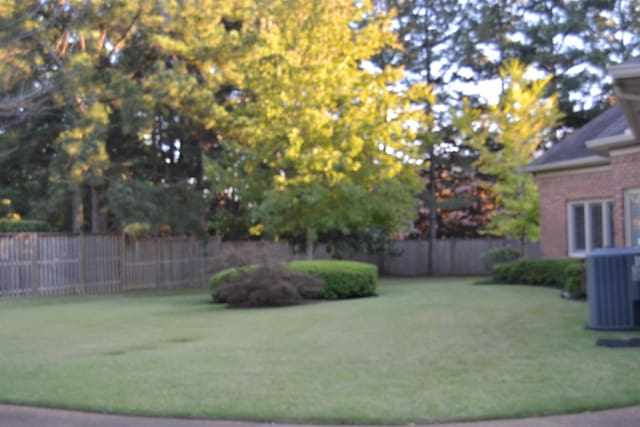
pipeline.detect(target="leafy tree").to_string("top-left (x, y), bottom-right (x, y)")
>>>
top-left (413, 148), bottom-right (498, 238)
top-left (0, 2), bottom-right (66, 224)
top-left (207, 0), bottom-right (427, 258)
top-left (0, 2), bottom-right (57, 130)
top-left (473, 59), bottom-right (562, 253)
top-left (0, 0), bottom-right (253, 234)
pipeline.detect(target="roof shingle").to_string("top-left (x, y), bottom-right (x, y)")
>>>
top-left (526, 105), bottom-right (627, 168)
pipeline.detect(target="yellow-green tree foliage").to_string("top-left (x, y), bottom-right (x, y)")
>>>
top-left (207, 0), bottom-right (429, 256)
top-left (475, 59), bottom-right (562, 246)
top-left (3, 0), bottom-right (427, 240)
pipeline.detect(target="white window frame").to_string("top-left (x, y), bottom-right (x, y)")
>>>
top-left (625, 188), bottom-right (640, 247)
top-left (567, 199), bottom-right (614, 257)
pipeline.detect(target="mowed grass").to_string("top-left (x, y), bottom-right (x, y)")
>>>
top-left (1, 277), bottom-right (639, 424)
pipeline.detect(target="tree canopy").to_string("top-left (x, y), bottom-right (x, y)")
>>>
top-left (471, 59), bottom-right (562, 250)
top-left (0, 0), bottom-right (636, 254)
top-left (206, 0), bottom-right (428, 257)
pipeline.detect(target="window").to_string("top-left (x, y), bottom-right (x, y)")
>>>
top-left (626, 189), bottom-right (640, 247)
top-left (568, 200), bottom-right (614, 257)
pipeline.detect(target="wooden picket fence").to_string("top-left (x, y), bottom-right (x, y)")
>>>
top-left (0, 233), bottom-right (540, 298)
top-left (0, 234), bottom-right (292, 298)
top-left (0, 234), bottom-right (209, 297)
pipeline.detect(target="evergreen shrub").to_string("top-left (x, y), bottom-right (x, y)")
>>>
top-left (209, 260), bottom-right (378, 304)
top-left (491, 259), bottom-right (583, 290)
top-left (289, 260), bottom-right (377, 299)
top-left (563, 262), bottom-right (586, 299)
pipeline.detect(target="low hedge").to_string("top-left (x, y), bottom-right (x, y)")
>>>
top-left (563, 262), bottom-right (586, 299)
top-left (209, 260), bottom-right (378, 302)
top-left (289, 260), bottom-right (377, 299)
top-left (491, 259), bottom-right (585, 296)
top-left (0, 219), bottom-right (51, 232)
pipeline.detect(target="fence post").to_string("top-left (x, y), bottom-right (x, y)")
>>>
top-left (78, 233), bottom-right (86, 294)
top-left (30, 233), bottom-right (39, 296)
top-left (119, 233), bottom-right (126, 291)
top-left (156, 238), bottom-right (161, 289)
top-left (416, 240), bottom-right (422, 276)
top-left (189, 237), bottom-right (194, 288)
top-left (450, 239), bottom-right (456, 276)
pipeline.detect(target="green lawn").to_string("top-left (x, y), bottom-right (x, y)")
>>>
top-left (0, 278), bottom-right (639, 424)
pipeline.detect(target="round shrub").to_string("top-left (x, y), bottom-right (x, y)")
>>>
top-left (212, 265), bottom-right (324, 307)
top-left (289, 260), bottom-right (377, 299)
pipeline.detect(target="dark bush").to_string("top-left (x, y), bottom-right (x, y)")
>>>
top-left (213, 265), bottom-right (324, 308)
top-left (491, 259), bottom-right (583, 289)
top-left (209, 264), bottom-right (256, 294)
top-left (563, 262), bottom-right (586, 299)
top-left (289, 260), bottom-right (377, 299)
top-left (0, 219), bottom-right (51, 232)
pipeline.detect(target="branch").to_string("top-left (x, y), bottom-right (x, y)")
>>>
top-left (96, 26), bottom-right (108, 53)
top-left (108, 9), bottom-right (142, 63)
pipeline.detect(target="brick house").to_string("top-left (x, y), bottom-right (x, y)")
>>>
top-left (523, 60), bottom-right (640, 259)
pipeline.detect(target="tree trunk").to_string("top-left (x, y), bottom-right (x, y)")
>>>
top-left (305, 227), bottom-right (314, 260)
top-left (427, 145), bottom-right (437, 276)
top-left (90, 186), bottom-right (108, 233)
top-left (71, 184), bottom-right (84, 234)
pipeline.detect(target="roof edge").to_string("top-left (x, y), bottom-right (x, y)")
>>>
top-left (609, 63), bottom-right (640, 79)
top-left (585, 133), bottom-right (637, 155)
top-left (521, 155), bottom-right (610, 174)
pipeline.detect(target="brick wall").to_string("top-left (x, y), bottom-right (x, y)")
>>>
top-left (536, 167), bottom-right (614, 259)
top-left (611, 150), bottom-right (640, 246)
top-left (536, 150), bottom-right (640, 259)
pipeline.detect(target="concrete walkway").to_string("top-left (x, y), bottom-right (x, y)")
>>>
top-left (1, 404), bottom-right (640, 427)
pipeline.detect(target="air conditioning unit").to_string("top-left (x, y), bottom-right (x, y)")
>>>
top-left (586, 247), bottom-right (640, 330)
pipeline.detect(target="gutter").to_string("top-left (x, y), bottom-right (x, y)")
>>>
top-left (520, 155), bottom-right (609, 174)
top-left (609, 63), bottom-right (640, 80)
top-left (586, 133), bottom-right (637, 156)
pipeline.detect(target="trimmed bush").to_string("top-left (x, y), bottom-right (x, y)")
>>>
top-left (289, 260), bottom-right (377, 299)
top-left (213, 265), bottom-right (324, 308)
top-left (563, 262), bottom-right (586, 299)
top-left (0, 219), bottom-right (51, 232)
top-left (209, 260), bottom-right (378, 304)
top-left (491, 259), bottom-right (583, 289)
